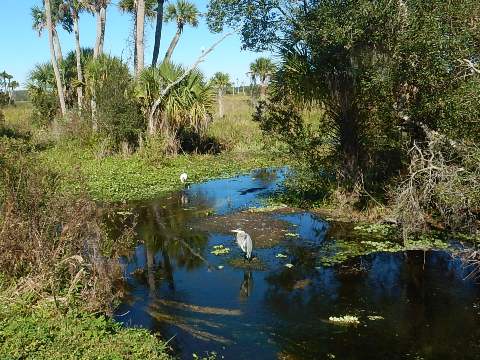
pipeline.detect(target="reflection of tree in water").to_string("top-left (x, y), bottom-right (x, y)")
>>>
top-left (251, 168), bottom-right (279, 186)
top-left (134, 193), bottom-right (212, 292)
top-left (239, 271), bottom-right (253, 300)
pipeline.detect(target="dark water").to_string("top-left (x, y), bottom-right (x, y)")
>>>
top-left (114, 169), bottom-right (480, 360)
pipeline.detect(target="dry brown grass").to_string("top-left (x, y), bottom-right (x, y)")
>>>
top-left (0, 140), bottom-right (127, 313)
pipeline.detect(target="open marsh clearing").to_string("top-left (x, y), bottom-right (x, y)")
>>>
top-left (111, 169), bottom-right (480, 359)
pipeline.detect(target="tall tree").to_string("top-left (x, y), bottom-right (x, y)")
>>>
top-left (152, 0), bottom-right (166, 67)
top-left (210, 72), bottom-right (231, 117)
top-left (31, 2), bottom-right (73, 63)
top-left (66, 0), bottom-right (85, 109)
top-left (0, 71), bottom-right (9, 93)
top-left (119, 0), bottom-right (157, 73)
top-left (164, 0), bottom-right (199, 62)
top-left (135, 0), bottom-right (146, 74)
top-left (9, 81), bottom-right (19, 104)
top-left (249, 57), bottom-right (275, 99)
top-left (4, 74), bottom-right (13, 103)
top-left (45, 0), bottom-right (67, 116)
top-left (82, 0), bottom-right (110, 58)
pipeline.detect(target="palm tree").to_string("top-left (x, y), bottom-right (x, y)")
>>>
top-left (136, 62), bottom-right (215, 142)
top-left (136, 0), bottom-right (146, 74)
top-left (45, 0), bottom-right (67, 116)
top-left (81, 0), bottom-right (110, 58)
top-left (249, 57), bottom-right (276, 99)
top-left (152, 0), bottom-right (166, 67)
top-left (65, 0), bottom-right (85, 109)
top-left (210, 72), bottom-right (231, 118)
top-left (4, 74), bottom-right (13, 104)
top-left (0, 71), bottom-right (10, 93)
top-left (0, 72), bottom-right (5, 93)
top-left (9, 81), bottom-right (19, 104)
top-left (163, 0), bottom-right (199, 63)
top-left (31, 1), bottom-right (73, 63)
top-left (118, 0), bottom-right (156, 75)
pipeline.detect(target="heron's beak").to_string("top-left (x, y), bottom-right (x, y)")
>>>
top-left (231, 229), bottom-right (240, 233)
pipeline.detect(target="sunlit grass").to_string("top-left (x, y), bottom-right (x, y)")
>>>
top-left (208, 95), bottom-right (264, 152)
top-left (2, 102), bottom-right (33, 131)
top-left (3, 95), bottom-right (288, 202)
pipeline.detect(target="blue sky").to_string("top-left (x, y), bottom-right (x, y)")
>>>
top-left (1, 0), bottom-right (271, 89)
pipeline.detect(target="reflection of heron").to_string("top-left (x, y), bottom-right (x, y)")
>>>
top-left (240, 271), bottom-right (253, 299)
top-left (181, 192), bottom-right (189, 206)
top-left (232, 229), bottom-right (253, 260)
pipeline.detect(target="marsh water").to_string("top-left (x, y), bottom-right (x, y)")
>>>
top-left (113, 169), bottom-right (480, 359)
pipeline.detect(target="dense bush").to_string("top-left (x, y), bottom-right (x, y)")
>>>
top-left (85, 55), bottom-right (144, 151)
top-left (27, 49), bottom-right (93, 126)
top-left (394, 130), bottom-right (480, 237)
top-left (136, 62), bottom-right (215, 153)
top-left (0, 138), bottom-right (124, 311)
top-left (27, 63), bottom-right (59, 126)
top-left (0, 92), bottom-right (9, 107)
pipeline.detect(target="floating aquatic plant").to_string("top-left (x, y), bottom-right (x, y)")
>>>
top-left (211, 245), bottom-right (230, 255)
top-left (367, 315), bottom-right (384, 321)
top-left (276, 253), bottom-right (288, 258)
top-left (328, 315), bottom-right (360, 326)
top-left (354, 223), bottom-right (395, 237)
top-left (285, 263), bottom-right (294, 268)
top-left (285, 233), bottom-right (299, 237)
top-left (318, 232), bottom-right (452, 267)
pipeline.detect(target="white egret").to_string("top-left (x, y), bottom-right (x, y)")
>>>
top-left (231, 229), bottom-right (253, 260)
top-left (180, 172), bottom-right (188, 184)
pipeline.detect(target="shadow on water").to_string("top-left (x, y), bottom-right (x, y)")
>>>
top-left (113, 168), bottom-right (480, 359)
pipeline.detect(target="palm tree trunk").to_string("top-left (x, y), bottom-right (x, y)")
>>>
top-left (73, 14), bottom-right (84, 110)
top-left (94, 9), bottom-right (101, 58)
top-left (151, 0), bottom-right (165, 67)
top-left (135, 0), bottom-right (146, 75)
top-left (53, 28), bottom-right (63, 63)
top-left (94, 7), bottom-right (106, 58)
top-left (164, 26), bottom-right (182, 63)
top-left (92, 5), bottom-right (106, 129)
top-left (99, 7), bottom-right (106, 55)
top-left (218, 89), bottom-right (224, 117)
top-left (133, 14), bottom-right (137, 71)
top-left (260, 81), bottom-right (267, 99)
top-left (45, 0), bottom-right (66, 116)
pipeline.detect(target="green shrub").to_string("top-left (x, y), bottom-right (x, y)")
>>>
top-left (135, 62), bottom-right (215, 153)
top-left (27, 63), bottom-right (58, 126)
top-left (85, 55), bottom-right (144, 151)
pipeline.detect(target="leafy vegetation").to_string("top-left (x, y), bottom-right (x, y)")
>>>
top-left (3, 0), bottom-right (480, 357)
top-left (0, 299), bottom-right (172, 360)
top-left (210, 0), bottom-right (480, 235)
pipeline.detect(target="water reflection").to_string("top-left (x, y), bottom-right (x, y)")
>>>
top-left (114, 169), bottom-right (480, 359)
top-left (239, 271), bottom-right (253, 300)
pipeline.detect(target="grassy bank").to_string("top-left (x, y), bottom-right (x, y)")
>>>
top-left (5, 96), bottom-right (286, 203)
top-left (40, 140), bottom-right (283, 202)
top-left (0, 295), bottom-right (171, 360)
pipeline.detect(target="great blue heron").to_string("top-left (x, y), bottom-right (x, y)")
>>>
top-left (232, 229), bottom-right (253, 260)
